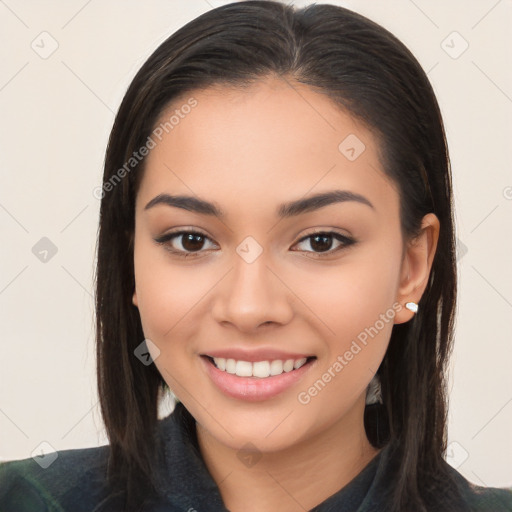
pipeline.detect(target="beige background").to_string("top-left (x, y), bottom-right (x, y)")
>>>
top-left (0, 0), bottom-right (511, 487)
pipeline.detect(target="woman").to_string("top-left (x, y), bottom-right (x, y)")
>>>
top-left (1, 2), bottom-right (511, 511)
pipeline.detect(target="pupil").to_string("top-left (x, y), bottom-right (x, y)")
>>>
top-left (311, 234), bottom-right (332, 252)
top-left (183, 234), bottom-right (204, 251)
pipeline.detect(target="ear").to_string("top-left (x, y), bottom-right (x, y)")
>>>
top-left (132, 289), bottom-right (138, 308)
top-left (394, 213), bottom-right (440, 324)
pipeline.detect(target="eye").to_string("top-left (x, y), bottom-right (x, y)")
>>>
top-left (154, 229), bottom-right (356, 259)
top-left (154, 230), bottom-right (217, 257)
top-left (292, 230), bottom-right (356, 256)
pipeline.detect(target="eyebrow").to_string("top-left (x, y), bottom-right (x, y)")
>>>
top-left (144, 189), bottom-right (374, 218)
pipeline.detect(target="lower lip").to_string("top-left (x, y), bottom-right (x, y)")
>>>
top-left (201, 356), bottom-right (315, 402)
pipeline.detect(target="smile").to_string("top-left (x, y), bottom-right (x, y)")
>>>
top-left (209, 356), bottom-right (309, 378)
top-left (201, 354), bottom-right (317, 401)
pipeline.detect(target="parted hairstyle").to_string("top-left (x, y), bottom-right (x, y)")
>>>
top-left (95, 2), bottom-right (458, 510)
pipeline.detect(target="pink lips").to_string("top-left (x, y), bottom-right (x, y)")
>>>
top-left (200, 354), bottom-right (316, 402)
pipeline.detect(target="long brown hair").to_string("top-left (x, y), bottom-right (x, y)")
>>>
top-left (95, 2), bottom-right (458, 510)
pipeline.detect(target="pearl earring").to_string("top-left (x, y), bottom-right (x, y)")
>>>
top-left (405, 301), bottom-right (418, 313)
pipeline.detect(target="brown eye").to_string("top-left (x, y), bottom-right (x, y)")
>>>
top-left (309, 233), bottom-right (334, 252)
top-left (180, 233), bottom-right (207, 252)
top-left (154, 230), bottom-right (217, 257)
top-left (293, 231), bottom-right (356, 255)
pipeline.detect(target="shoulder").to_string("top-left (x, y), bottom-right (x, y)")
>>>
top-left (0, 444), bottom-right (116, 512)
top-left (445, 461), bottom-right (512, 511)
top-left (459, 481), bottom-right (512, 511)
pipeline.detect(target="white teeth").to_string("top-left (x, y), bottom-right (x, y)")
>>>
top-left (283, 359), bottom-right (294, 372)
top-left (211, 356), bottom-right (311, 377)
top-left (235, 360), bottom-right (253, 377)
top-left (253, 361), bottom-right (270, 378)
top-left (226, 358), bottom-right (236, 374)
top-left (213, 357), bottom-right (226, 371)
top-left (269, 360), bottom-right (283, 376)
top-left (294, 357), bottom-right (307, 369)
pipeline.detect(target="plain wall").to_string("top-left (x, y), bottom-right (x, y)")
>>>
top-left (0, 0), bottom-right (511, 487)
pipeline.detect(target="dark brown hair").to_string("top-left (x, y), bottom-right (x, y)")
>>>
top-left (95, 2), bottom-right (458, 510)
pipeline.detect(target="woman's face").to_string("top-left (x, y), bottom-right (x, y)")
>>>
top-left (132, 77), bottom-right (424, 452)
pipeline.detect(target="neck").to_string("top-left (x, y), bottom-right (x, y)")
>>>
top-left (196, 396), bottom-right (380, 512)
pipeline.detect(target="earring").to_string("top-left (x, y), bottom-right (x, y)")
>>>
top-left (365, 373), bottom-right (383, 405)
top-left (405, 301), bottom-right (418, 313)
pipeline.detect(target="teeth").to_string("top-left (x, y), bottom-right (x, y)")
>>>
top-left (253, 361), bottom-right (270, 378)
top-left (211, 357), bottom-right (310, 378)
top-left (235, 360), bottom-right (252, 377)
top-left (283, 359), bottom-right (294, 372)
top-left (294, 357), bottom-right (307, 369)
top-left (226, 358), bottom-right (236, 374)
top-left (270, 360), bottom-right (283, 376)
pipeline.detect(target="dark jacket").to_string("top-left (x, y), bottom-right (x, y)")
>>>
top-left (1, 403), bottom-right (511, 511)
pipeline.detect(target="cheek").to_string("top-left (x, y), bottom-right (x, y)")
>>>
top-left (133, 245), bottom-right (208, 344)
top-left (295, 248), bottom-right (401, 342)
top-left (133, 257), bottom-right (210, 388)
top-left (290, 243), bottom-right (401, 399)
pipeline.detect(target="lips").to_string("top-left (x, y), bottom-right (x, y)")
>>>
top-left (200, 351), bottom-right (317, 401)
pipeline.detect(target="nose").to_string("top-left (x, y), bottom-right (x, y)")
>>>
top-left (211, 251), bottom-right (294, 333)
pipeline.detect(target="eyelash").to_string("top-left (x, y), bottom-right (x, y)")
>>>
top-left (153, 229), bottom-right (356, 259)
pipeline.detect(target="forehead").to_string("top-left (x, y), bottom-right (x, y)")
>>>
top-left (137, 77), bottom-right (398, 219)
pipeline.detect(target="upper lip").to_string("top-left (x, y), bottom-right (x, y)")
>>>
top-left (202, 348), bottom-right (315, 362)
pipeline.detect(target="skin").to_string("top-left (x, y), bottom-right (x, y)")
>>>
top-left (132, 76), bottom-right (439, 511)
